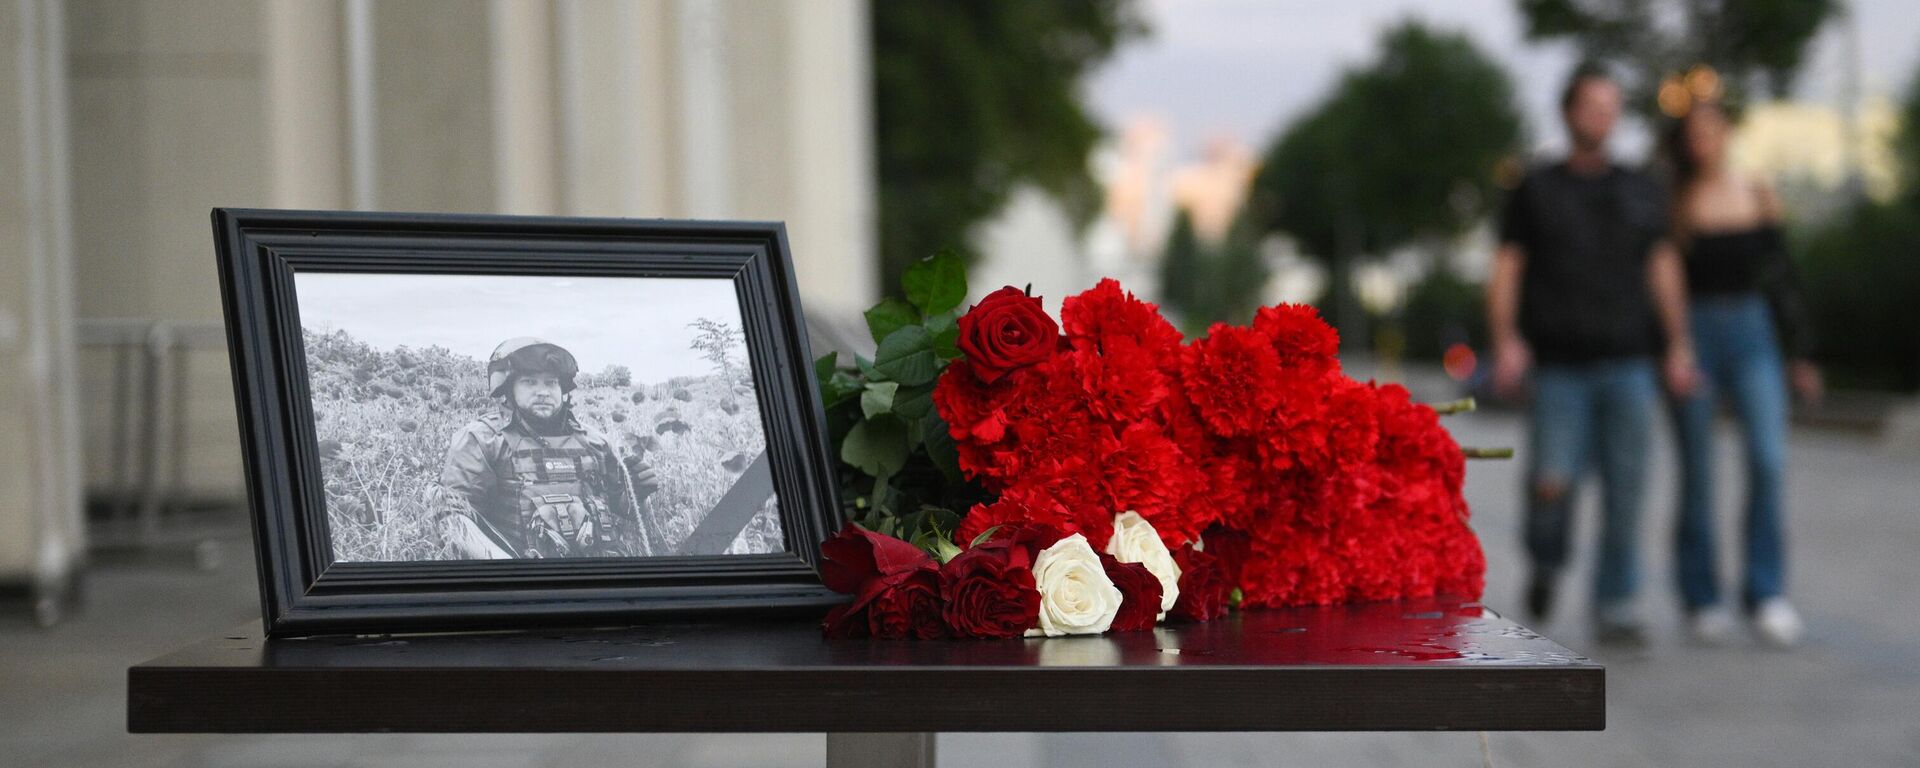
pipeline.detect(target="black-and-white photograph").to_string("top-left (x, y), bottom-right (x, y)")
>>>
top-left (296, 272), bottom-right (783, 563)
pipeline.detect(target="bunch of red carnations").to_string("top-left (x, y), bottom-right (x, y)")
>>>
top-left (820, 279), bottom-right (1483, 639)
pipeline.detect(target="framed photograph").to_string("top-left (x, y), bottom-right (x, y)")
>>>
top-left (212, 209), bottom-right (843, 636)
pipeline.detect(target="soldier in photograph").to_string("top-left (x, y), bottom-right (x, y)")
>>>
top-left (430, 337), bottom-right (661, 558)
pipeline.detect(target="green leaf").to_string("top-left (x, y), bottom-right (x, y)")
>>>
top-left (904, 416), bottom-right (926, 449)
top-left (968, 525), bottom-right (1004, 548)
top-left (924, 505), bottom-right (961, 534)
top-left (855, 354), bottom-right (878, 379)
top-left (813, 351), bottom-right (838, 383)
top-left (928, 536), bottom-right (962, 564)
top-left (820, 370), bottom-right (862, 408)
top-left (870, 469), bottom-right (897, 517)
top-left (891, 382), bottom-right (936, 421)
top-left (903, 251), bottom-right (967, 316)
top-left (864, 297), bottom-right (919, 344)
top-left (923, 413), bottom-right (961, 483)
top-left (873, 325), bottom-right (941, 386)
top-left (860, 381), bottom-right (899, 419)
top-left (840, 416), bottom-right (909, 477)
top-left (925, 311), bottom-right (961, 360)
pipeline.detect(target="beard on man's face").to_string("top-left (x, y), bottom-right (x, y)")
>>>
top-left (515, 399), bottom-right (568, 432)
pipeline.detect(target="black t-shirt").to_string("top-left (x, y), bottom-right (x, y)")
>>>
top-left (1498, 162), bottom-right (1668, 363)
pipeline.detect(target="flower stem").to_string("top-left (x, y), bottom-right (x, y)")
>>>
top-left (1429, 397), bottom-right (1477, 415)
top-left (1463, 447), bottom-right (1514, 460)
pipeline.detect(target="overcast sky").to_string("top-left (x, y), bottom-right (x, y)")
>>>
top-left (294, 273), bottom-right (748, 383)
top-left (1089, 0), bottom-right (1920, 162)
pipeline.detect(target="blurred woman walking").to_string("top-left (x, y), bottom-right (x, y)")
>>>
top-left (1662, 100), bottom-right (1822, 648)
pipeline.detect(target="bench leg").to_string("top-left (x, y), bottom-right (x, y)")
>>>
top-left (825, 732), bottom-right (935, 768)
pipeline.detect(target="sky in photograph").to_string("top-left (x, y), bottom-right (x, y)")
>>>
top-left (294, 272), bottom-right (747, 384)
top-left (1088, 0), bottom-right (1920, 162)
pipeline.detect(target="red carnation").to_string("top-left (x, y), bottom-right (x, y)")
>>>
top-left (1099, 552), bottom-right (1164, 632)
top-left (957, 286), bottom-right (1058, 382)
top-left (1059, 279), bottom-right (1185, 368)
top-left (867, 562), bottom-right (946, 639)
top-left (1182, 324), bottom-right (1285, 438)
top-left (1253, 303), bottom-right (1340, 375)
top-left (1168, 545), bottom-right (1231, 622)
top-left (955, 485), bottom-right (1079, 548)
top-left (819, 526), bottom-right (938, 639)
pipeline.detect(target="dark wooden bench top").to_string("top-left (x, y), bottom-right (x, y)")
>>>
top-left (128, 596), bottom-right (1602, 733)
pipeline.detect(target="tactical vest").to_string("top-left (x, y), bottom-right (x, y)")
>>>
top-left (500, 428), bottom-right (618, 557)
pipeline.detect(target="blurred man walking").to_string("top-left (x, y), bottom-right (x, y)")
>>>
top-left (1486, 64), bottom-right (1697, 647)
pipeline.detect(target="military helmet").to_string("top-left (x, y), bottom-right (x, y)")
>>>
top-left (488, 337), bottom-right (579, 397)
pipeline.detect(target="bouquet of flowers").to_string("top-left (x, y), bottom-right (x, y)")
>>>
top-left (814, 254), bottom-right (1487, 639)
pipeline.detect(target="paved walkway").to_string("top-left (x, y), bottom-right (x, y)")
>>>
top-left (4, 408), bottom-right (1918, 767)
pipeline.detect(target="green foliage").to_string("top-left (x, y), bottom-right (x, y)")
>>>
top-left (1787, 52), bottom-right (1920, 392)
top-left (816, 254), bottom-right (986, 554)
top-left (1899, 64), bottom-right (1920, 204)
top-left (863, 298), bottom-right (918, 344)
top-left (871, 0), bottom-right (1145, 294)
top-left (903, 250), bottom-right (969, 316)
top-left (1157, 209), bottom-right (1205, 329)
top-left (1516, 0), bottom-right (1838, 111)
top-left (1242, 21), bottom-right (1521, 333)
top-left (1795, 200), bottom-right (1920, 392)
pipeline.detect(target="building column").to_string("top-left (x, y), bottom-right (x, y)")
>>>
top-left (263, 0), bottom-right (348, 210)
top-left (489, 0), bottom-right (561, 215)
top-left (0, 0), bottom-right (83, 619)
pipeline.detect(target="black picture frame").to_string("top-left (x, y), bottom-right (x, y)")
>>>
top-left (212, 208), bottom-right (845, 637)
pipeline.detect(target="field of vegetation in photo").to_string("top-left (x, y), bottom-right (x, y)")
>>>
top-left (304, 321), bottom-right (782, 562)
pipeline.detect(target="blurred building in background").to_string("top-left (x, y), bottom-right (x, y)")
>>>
top-left (0, 0), bottom-right (876, 609)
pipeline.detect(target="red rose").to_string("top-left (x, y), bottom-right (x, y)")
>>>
top-left (867, 562), bottom-right (947, 639)
top-left (819, 526), bottom-right (936, 639)
top-left (1099, 552), bottom-right (1163, 632)
top-left (1168, 545), bottom-right (1231, 622)
top-left (938, 535), bottom-right (1045, 638)
top-left (957, 286), bottom-right (1058, 382)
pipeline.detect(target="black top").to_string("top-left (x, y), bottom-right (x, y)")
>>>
top-left (127, 597), bottom-right (1604, 733)
top-left (1499, 162), bottom-right (1669, 363)
top-left (1684, 224), bottom-right (1816, 357)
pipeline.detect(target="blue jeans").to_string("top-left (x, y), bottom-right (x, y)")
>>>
top-left (1669, 294), bottom-right (1790, 611)
top-left (1526, 359), bottom-right (1658, 616)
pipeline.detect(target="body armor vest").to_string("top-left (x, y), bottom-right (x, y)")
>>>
top-left (501, 429), bottom-right (617, 557)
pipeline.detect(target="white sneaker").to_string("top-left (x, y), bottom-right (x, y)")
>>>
top-left (1752, 598), bottom-right (1805, 648)
top-left (1686, 606), bottom-right (1737, 646)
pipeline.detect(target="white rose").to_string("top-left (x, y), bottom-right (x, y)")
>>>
top-left (1025, 534), bottom-right (1124, 637)
top-left (1105, 511), bottom-right (1180, 618)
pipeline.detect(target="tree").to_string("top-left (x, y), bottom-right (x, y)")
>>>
top-left (1241, 21), bottom-right (1522, 335)
top-left (872, 0), bottom-right (1145, 294)
top-left (1792, 53), bottom-right (1920, 391)
top-left (687, 319), bottom-right (744, 382)
top-left (1516, 0), bottom-right (1839, 114)
top-left (1158, 209), bottom-right (1272, 333)
top-left (1899, 61), bottom-right (1920, 204)
top-left (1157, 209), bottom-right (1204, 327)
top-left (598, 364), bottom-right (632, 388)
